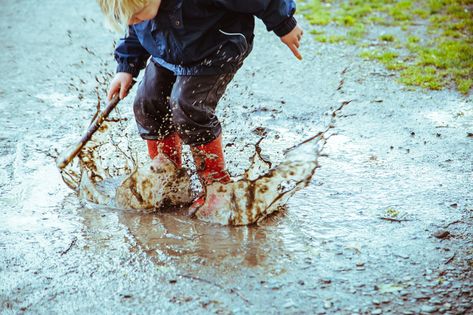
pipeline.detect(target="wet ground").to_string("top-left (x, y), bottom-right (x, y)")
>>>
top-left (1, 0), bottom-right (472, 314)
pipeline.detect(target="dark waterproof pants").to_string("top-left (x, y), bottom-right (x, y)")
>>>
top-left (133, 61), bottom-right (241, 146)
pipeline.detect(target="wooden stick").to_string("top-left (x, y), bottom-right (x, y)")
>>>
top-left (56, 82), bottom-right (134, 170)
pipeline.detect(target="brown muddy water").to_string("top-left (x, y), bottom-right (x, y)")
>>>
top-left (62, 104), bottom-right (343, 226)
top-left (1, 1), bottom-right (473, 314)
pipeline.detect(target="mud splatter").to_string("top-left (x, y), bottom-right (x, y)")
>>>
top-left (58, 96), bottom-right (349, 225)
top-left (115, 154), bottom-right (192, 210)
top-left (194, 101), bottom-right (351, 225)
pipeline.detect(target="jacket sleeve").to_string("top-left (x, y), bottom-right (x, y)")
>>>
top-left (212, 0), bottom-right (297, 37)
top-left (114, 26), bottom-right (150, 77)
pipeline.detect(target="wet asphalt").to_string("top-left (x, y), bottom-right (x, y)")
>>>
top-left (1, 0), bottom-right (472, 314)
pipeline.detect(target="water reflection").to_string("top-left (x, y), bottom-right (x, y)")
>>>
top-left (117, 209), bottom-right (280, 268)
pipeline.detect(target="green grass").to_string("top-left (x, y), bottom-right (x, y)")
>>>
top-left (359, 50), bottom-right (406, 70)
top-left (379, 34), bottom-right (396, 42)
top-left (314, 34), bottom-right (346, 43)
top-left (300, 1), bottom-right (331, 25)
top-left (301, 0), bottom-right (473, 94)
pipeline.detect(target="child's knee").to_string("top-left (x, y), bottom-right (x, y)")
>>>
top-left (169, 94), bottom-right (220, 145)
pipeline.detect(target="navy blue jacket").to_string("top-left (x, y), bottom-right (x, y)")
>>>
top-left (115, 0), bottom-right (297, 76)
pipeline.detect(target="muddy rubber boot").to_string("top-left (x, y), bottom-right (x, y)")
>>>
top-left (188, 134), bottom-right (231, 215)
top-left (146, 133), bottom-right (182, 167)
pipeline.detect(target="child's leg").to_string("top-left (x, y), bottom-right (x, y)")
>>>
top-left (133, 61), bottom-right (182, 165)
top-left (170, 71), bottom-right (240, 212)
top-left (134, 61), bottom-right (176, 139)
top-left (170, 68), bottom-right (240, 182)
top-left (169, 72), bottom-right (238, 147)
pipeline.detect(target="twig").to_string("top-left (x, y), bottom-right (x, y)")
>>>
top-left (445, 254), bottom-right (456, 265)
top-left (444, 220), bottom-right (463, 228)
top-left (178, 274), bottom-right (251, 305)
top-left (333, 67), bottom-right (348, 93)
top-left (379, 217), bottom-right (411, 223)
top-left (105, 117), bottom-right (128, 123)
top-left (337, 79), bottom-right (345, 91)
top-left (60, 237), bottom-right (77, 256)
top-left (56, 80), bottom-right (135, 170)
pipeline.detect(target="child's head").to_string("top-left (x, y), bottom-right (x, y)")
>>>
top-left (97, 0), bottom-right (161, 32)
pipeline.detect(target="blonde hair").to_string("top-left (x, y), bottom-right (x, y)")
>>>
top-left (97, 0), bottom-right (149, 32)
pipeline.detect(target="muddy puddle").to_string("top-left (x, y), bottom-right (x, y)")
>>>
top-left (53, 92), bottom-right (352, 278)
top-left (59, 97), bottom-right (347, 227)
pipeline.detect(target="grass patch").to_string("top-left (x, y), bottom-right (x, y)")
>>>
top-left (315, 34), bottom-right (346, 43)
top-left (407, 36), bottom-right (420, 43)
top-left (379, 34), bottom-right (396, 42)
top-left (301, 0), bottom-right (473, 94)
top-left (360, 50), bottom-right (406, 70)
top-left (300, 1), bottom-right (331, 26)
top-left (399, 66), bottom-right (444, 90)
top-left (389, 1), bottom-right (414, 22)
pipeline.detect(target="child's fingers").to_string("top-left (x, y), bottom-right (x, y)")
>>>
top-left (119, 80), bottom-right (130, 100)
top-left (107, 81), bottom-right (120, 101)
top-left (298, 29), bottom-right (304, 41)
top-left (289, 44), bottom-right (302, 60)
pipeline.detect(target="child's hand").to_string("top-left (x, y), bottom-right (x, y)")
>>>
top-left (107, 72), bottom-right (133, 101)
top-left (280, 25), bottom-right (304, 60)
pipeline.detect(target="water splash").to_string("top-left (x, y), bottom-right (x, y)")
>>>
top-left (115, 154), bottom-right (192, 209)
top-left (60, 124), bottom-right (192, 210)
top-left (59, 100), bottom-right (350, 225)
top-left (194, 100), bottom-right (351, 225)
top-left (194, 135), bottom-right (323, 225)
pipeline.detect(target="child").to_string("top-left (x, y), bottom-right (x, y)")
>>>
top-left (97, 0), bottom-right (303, 213)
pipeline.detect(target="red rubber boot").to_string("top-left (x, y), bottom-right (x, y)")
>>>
top-left (188, 134), bottom-right (231, 215)
top-left (146, 133), bottom-right (182, 167)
